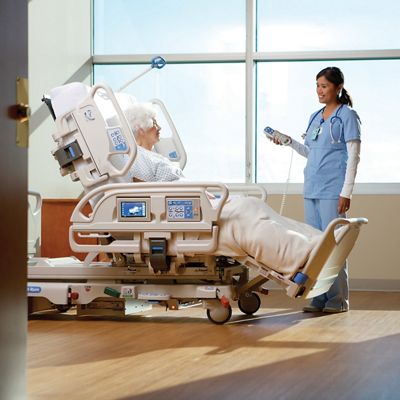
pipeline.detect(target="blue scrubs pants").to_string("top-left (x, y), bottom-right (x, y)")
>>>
top-left (304, 198), bottom-right (349, 310)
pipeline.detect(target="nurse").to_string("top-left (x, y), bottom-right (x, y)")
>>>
top-left (270, 66), bottom-right (361, 313)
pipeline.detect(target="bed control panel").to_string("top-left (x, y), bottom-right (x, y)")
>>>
top-left (166, 198), bottom-right (201, 222)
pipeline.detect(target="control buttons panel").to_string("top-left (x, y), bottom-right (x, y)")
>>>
top-left (166, 198), bottom-right (201, 222)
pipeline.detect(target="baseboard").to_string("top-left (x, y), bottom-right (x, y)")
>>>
top-left (349, 279), bottom-right (400, 292)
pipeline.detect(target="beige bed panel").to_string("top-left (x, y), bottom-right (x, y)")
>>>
top-left (301, 217), bottom-right (368, 299)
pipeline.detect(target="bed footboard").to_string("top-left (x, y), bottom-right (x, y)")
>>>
top-left (297, 217), bottom-right (368, 299)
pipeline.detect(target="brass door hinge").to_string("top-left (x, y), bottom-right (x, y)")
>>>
top-left (8, 77), bottom-right (30, 148)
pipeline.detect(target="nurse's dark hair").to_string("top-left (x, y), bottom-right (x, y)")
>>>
top-left (317, 67), bottom-right (353, 107)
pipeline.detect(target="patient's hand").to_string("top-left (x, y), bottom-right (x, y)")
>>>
top-left (205, 191), bottom-right (216, 199)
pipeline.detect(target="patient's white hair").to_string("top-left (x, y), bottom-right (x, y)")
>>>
top-left (124, 102), bottom-right (157, 136)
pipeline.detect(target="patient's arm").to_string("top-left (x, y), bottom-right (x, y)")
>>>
top-left (153, 154), bottom-right (185, 181)
top-left (129, 146), bottom-right (185, 182)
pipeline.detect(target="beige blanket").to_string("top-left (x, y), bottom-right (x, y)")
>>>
top-left (214, 197), bottom-right (322, 278)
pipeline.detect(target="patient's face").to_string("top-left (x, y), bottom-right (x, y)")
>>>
top-left (142, 118), bottom-right (161, 148)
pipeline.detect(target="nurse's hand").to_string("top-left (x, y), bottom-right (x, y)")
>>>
top-left (272, 137), bottom-right (284, 145)
top-left (272, 132), bottom-right (292, 146)
top-left (338, 196), bottom-right (350, 214)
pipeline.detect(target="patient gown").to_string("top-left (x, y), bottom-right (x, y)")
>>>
top-left (128, 147), bottom-right (185, 182)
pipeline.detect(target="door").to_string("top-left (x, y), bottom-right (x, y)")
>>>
top-left (0, 1), bottom-right (28, 399)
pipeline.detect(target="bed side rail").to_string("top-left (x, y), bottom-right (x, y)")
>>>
top-left (69, 181), bottom-right (229, 264)
top-left (50, 83), bottom-right (137, 188)
top-left (151, 98), bottom-right (187, 170)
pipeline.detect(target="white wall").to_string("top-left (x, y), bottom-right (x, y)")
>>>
top-left (28, 0), bottom-right (91, 254)
top-left (28, 0), bottom-right (91, 199)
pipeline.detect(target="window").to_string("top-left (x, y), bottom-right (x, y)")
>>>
top-left (257, 0), bottom-right (400, 51)
top-left (93, 0), bottom-right (400, 186)
top-left (256, 59), bottom-right (400, 183)
top-left (94, 0), bottom-right (245, 54)
top-left (94, 63), bottom-right (246, 181)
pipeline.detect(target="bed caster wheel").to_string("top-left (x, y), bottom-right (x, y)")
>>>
top-left (206, 305), bottom-right (232, 325)
top-left (55, 304), bottom-right (71, 313)
top-left (238, 292), bottom-right (261, 315)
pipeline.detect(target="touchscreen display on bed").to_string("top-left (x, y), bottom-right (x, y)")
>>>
top-left (120, 201), bottom-right (147, 218)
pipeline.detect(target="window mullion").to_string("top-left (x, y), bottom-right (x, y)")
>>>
top-left (245, 0), bottom-right (256, 183)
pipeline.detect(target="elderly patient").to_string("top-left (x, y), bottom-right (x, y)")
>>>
top-left (124, 102), bottom-right (186, 182)
top-left (123, 102), bottom-right (322, 278)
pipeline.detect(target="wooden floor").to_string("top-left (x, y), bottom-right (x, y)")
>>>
top-left (27, 290), bottom-right (400, 400)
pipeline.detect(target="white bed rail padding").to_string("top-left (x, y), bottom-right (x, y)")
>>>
top-left (301, 217), bottom-right (368, 299)
top-left (68, 181), bottom-right (229, 258)
top-left (151, 98), bottom-right (187, 170)
top-left (51, 83), bottom-right (137, 189)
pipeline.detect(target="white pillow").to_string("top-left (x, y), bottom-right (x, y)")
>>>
top-left (49, 82), bottom-right (90, 118)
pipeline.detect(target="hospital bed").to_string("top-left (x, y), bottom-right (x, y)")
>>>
top-left (28, 78), bottom-right (367, 324)
top-left (28, 190), bottom-right (42, 258)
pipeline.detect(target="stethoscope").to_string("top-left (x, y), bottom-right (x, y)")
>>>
top-left (303, 104), bottom-right (344, 144)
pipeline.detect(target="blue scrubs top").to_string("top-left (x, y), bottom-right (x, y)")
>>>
top-left (303, 104), bottom-right (361, 200)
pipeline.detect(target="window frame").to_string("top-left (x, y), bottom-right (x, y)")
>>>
top-left (91, 0), bottom-right (400, 194)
